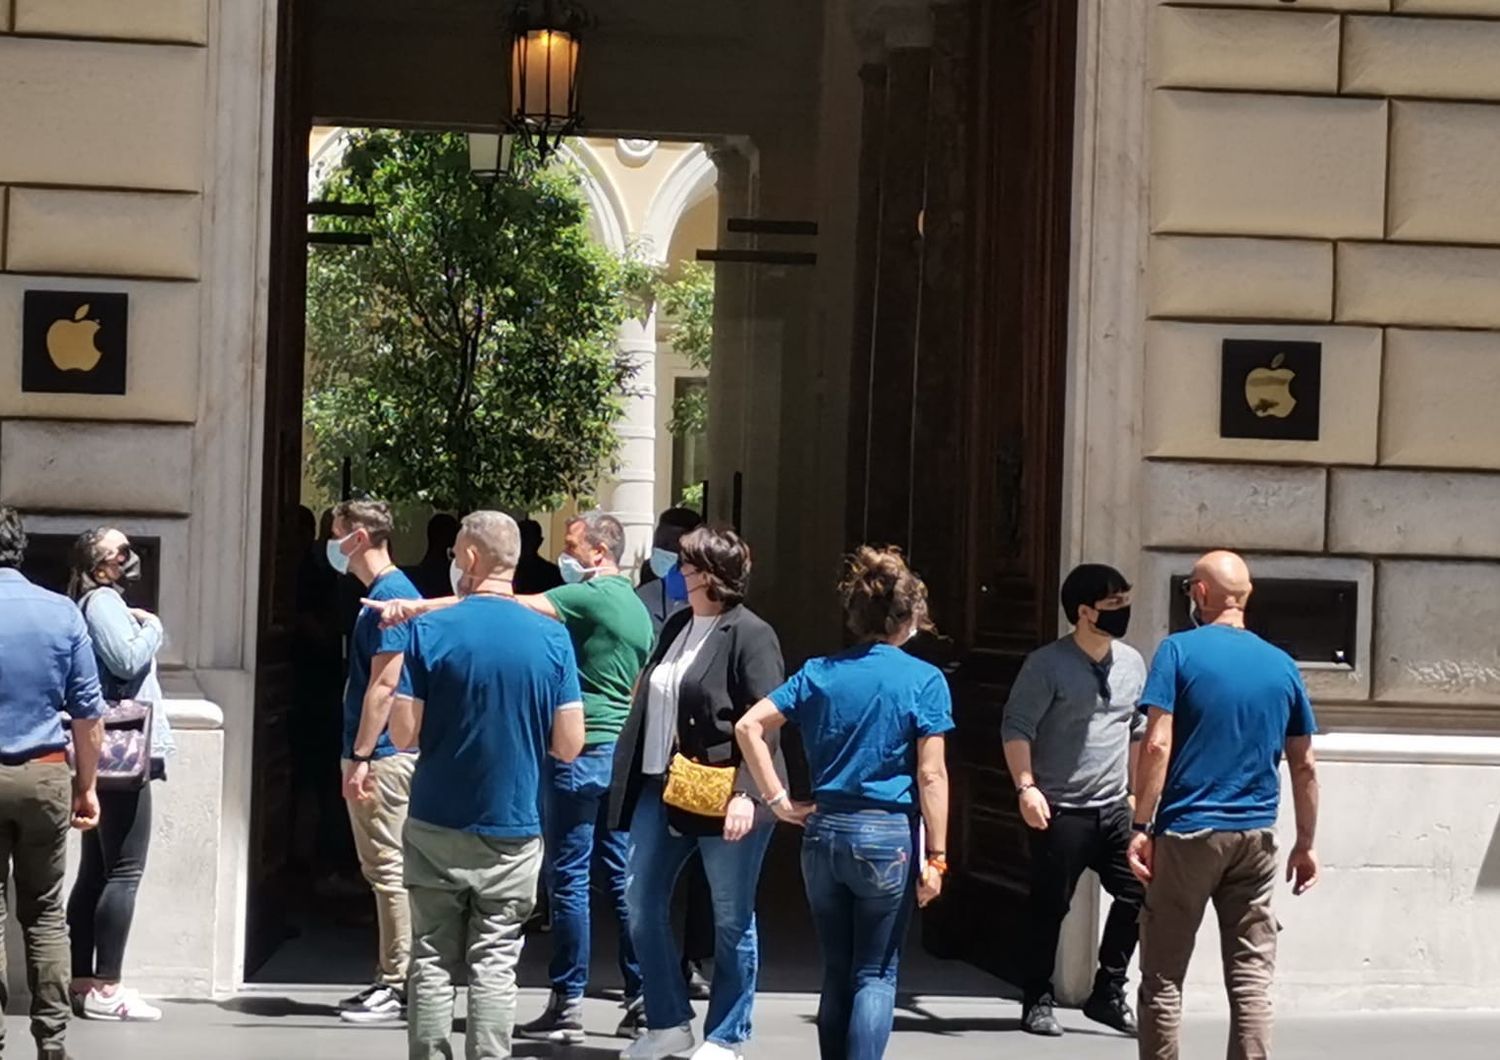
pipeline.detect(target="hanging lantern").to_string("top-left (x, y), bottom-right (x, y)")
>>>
top-left (506, 0), bottom-right (586, 165)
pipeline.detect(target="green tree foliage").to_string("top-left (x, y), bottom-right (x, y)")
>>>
top-left (659, 261), bottom-right (714, 438)
top-left (304, 130), bottom-right (645, 513)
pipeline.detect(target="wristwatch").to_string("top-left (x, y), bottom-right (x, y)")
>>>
top-left (350, 750), bottom-right (377, 764)
top-left (1016, 781), bottom-right (1038, 795)
top-left (1131, 821), bottom-right (1152, 834)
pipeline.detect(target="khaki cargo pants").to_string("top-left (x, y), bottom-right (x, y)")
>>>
top-left (345, 752), bottom-right (416, 986)
top-left (1138, 829), bottom-right (1280, 1060)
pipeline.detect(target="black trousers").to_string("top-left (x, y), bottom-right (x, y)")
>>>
top-left (1020, 798), bottom-right (1144, 1005)
top-left (67, 783), bottom-right (153, 982)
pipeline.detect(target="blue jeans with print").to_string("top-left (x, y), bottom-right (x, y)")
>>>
top-left (801, 810), bottom-right (917, 1060)
top-left (626, 778), bottom-right (774, 1046)
top-left (542, 742), bottom-right (641, 1000)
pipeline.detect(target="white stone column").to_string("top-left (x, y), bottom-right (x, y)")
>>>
top-left (1055, 0), bottom-right (1152, 1008)
top-left (602, 308), bottom-right (659, 574)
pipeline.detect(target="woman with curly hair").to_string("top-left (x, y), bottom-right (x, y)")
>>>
top-left (735, 546), bottom-right (952, 1060)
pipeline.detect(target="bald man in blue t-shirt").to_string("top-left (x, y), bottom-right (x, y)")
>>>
top-left (1128, 551), bottom-right (1321, 1060)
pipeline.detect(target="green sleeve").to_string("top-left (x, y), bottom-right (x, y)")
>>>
top-left (543, 583), bottom-right (592, 628)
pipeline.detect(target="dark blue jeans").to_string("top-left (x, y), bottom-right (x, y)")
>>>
top-left (626, 778), bottom-right (773, 1046)
top-left (802, 810), bottom-right (917, 1060)
top-left (542, 742), bottom-right (641, 1000)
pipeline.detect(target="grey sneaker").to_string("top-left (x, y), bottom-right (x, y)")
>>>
top-left (516, 990), bottom-right (584, 1044)
top-left (1022, 995), bottom-right (1064, 1037)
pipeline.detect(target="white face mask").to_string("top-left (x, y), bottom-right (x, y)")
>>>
top-left (326, 533), bottom-right (355, 575)
top-left (449, 558), bottom-right (468, 596)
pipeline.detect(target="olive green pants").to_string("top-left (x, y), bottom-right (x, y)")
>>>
top-left (0, 762), bottom-right (73, 1057)
top-left (404, 817), bottom-right (542, 1060)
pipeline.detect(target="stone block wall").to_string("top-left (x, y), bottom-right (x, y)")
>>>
top-left (0, 0), bottom-right (275, 996)
top-left (1145, 0), bottom-right (1500, 727)
top-left (0, 3), bottom-right (207, 638)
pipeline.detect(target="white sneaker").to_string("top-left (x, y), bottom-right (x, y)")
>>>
top-left (690, 1043), bottom-right (743, 1060)
top-left (620, 1023), bottom-right (696, 1059)
top-left (82, 986), bottom-right (163, 1022)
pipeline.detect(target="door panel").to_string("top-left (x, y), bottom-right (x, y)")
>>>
top-left (937, 0), bottom-right (1077, 983)
top-left (847, 0), bottom-right (1076, 982)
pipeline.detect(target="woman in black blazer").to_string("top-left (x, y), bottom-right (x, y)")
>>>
top-left (610, 527), bottom-right (785, 1060)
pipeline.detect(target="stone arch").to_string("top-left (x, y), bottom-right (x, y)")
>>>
top-left (640, 144), bottom-right (718, 265)
top-left (558, 139), bottom-right (630, 256)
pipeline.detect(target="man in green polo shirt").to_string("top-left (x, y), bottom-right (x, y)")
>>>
top-left (517, 511), bottom-right (653, 1044)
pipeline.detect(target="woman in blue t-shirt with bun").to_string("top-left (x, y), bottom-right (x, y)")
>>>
top-left (735, 546), bottom-right (953, 1060)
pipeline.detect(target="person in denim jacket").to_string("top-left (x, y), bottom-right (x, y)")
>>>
top-left (66, 527), bottom-right (174, 1023)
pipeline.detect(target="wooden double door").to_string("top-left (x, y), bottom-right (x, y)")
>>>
top-left (845, 0), bottom-right (1077, 985)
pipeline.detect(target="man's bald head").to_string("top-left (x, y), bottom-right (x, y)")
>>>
top-left (1188, 550), bottom-right (1253, 624)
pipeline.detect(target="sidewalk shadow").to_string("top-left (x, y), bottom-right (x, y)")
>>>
top-left (216, 995), bottom-right (340, 1018)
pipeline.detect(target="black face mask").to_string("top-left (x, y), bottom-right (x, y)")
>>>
top-left (1093, 605), bottom-right (1131, 639)
top-left (119, 550), bottom-right (143, 584)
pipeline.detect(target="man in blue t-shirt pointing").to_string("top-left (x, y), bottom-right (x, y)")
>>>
top-left (383, 510), bottom-right (586, 1060)
top-left (1128, 551), bottom-right (1320, 1060)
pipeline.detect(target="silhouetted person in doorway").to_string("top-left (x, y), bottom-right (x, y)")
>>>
top-left (293, 507), bottom-right (357, 890)
top-left (514, 519), bottom-right (564, 596)
top-left (403, 513), bottom-right (460, 601)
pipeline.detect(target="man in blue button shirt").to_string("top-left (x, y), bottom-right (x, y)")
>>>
top-left (1128, 551), bottom-right (1321, 1060)
top-left (383, 510), bottom-right (586, 1060)
top-left (0, 506), bottom-right (105, 1060)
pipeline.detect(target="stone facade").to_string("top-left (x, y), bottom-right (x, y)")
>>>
top-left (1143, 0), bottom-right (1500, 730)
top-left (1056, 0), bottom-right (1500, 1013)
top-left (0, 0), bottom-right (274, 998)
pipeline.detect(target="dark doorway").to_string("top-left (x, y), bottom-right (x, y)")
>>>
top-left (844, 0), bottom-right (1078, 987)
top-left (251, 0), bottom-right (1078, 991)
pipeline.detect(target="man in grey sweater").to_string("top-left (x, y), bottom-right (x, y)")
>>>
top-left (1002, 564), bottom-right (1145, 1039)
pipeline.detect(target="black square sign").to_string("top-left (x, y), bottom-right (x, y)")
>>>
top-left (21, 290), bottom-right (129, 396)
top-left (1219, 338), bottom-right (1321, 442)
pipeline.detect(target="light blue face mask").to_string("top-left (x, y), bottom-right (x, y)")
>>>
top-left (325, 534), bottom-right (353, 575)
top-left (649, 548), bottom-right (678, 579)
top-left (559, 553), bottom-right (597, 585)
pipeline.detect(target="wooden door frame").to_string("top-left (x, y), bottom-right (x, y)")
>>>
top-left (247, 0), bottom-right (312, 976)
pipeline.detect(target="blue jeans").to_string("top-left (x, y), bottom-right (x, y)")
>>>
top-left (801, 810), bottom-right (917, 1060)
top-left (542, 742), bottom-right (641, 1000)
top-left (626, 778), bottom-right (773, 1046)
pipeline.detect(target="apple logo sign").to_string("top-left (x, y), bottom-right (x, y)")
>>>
top-left (47, 303), bottom-right (105, 372)
top-left (1245, 352), bottom-right (1296, 419)
top-left (21, 290), bottom-right (128, 396)
top-left (1220, 339), bottom-right (1321, 442)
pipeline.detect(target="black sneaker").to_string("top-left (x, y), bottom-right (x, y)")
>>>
top-left (615, 994), bottom-right (645, 1039)
top-left (516, 990), bottom-right (584, 1044)
top-left (338, 983), bottom-right (405, 1024)
top-left (1082, 990), bottom-right (1137, 1036)
top-left (1022, 995), bottom-right (1064, 1037)
top-left (683, 960), bottom-right (711, 1001)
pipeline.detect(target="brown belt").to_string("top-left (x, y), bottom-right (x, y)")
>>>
top-left (30, 751), bottom-right (66, 765)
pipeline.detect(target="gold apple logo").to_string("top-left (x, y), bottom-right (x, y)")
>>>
top-left (1244, 352), bottom-right (1296, 419)
top-left (46, 303), bottom-right (105, 373)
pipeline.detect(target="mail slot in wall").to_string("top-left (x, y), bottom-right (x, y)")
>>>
top-left (1168, 575), bottom-right (1357, 668)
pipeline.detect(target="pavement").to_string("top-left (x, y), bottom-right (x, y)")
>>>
top-left (30, 989), bottom-right (1500, 1059)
